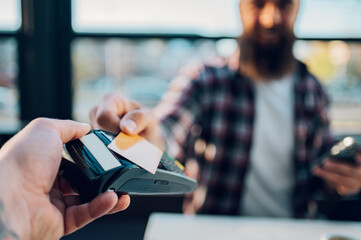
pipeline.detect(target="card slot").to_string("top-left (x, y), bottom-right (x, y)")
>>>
top-left (82, 145), bottom-right (105, 175)
top-left (67, 142), bottom-right (101, 177)
top-left (80, 133), bottom-right (122, 171)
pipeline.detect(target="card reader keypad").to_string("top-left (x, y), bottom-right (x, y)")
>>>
top-left (160, 153), bottom-right (186, 175)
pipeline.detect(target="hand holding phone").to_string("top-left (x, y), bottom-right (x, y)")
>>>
top-left (313, 136), bottom-right (361, 196)
top-left (327, 136), bottom-right (361, 164)
top-left (314, 136), bottom-right (361, 167)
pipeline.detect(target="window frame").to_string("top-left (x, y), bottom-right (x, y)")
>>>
top-left (0, 0), bottom-right (360, 127)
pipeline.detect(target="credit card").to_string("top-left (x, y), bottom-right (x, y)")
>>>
top-left (108, 132), bottom-right (163, 174)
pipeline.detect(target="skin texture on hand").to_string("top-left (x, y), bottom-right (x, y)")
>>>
top-left (0, 118), bottom-right (130, 240)
top-left (89, 93), bottom-right (165, 149)
top-left (313, 154), bottom-right (361, 196)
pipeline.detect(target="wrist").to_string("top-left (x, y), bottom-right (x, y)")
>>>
top-left (0, 160), bottom-right (28, 240)
top-left (0, 203), bottom-right (18, 240)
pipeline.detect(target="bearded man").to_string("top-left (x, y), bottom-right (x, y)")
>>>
top-left (90, 0), bottom-right (361, 218)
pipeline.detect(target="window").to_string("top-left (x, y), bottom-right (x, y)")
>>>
top-left (294, 41), bottom-right (361, 134)
top-left (0, 39), bottom-right (18, 126)
top-left (0, 0), bottom-right (21, 131)
top-left (72, 38), bottom-right (237, 122)
top-left (296, 0), bottom-right (361, 38)
top-left (0, 0), bottom-right (21, 31)
top-left (72, 0), bottom-right (241, 37)
top-left (0, 0), bottom-right (360, 136)
top-left (72, 0), bottom-right (361, 38)
top-left (71, 0), bottom-right (361, 134)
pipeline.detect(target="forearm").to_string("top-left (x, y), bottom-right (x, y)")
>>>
top-left (155, 98), bottom-right (201, 161)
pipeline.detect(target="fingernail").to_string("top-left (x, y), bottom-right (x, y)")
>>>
top-left (122, 119), bottom-right (136, 133)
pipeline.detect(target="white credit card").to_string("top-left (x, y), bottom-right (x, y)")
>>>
top-left (80, 133), bottom-right (121, 171)
top-left (108, 132), bottom-right (163, 174)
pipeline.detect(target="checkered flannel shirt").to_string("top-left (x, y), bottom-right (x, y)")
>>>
top-left (155, 61), bottom-right (334, 218)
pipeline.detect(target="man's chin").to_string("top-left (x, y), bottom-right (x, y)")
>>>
top-left (257, 36), bottom-right (281, 48)
top-left (239, 32), bottom-right (296, 79)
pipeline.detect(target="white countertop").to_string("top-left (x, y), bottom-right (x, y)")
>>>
top-left (144, 213), bottom-right (361, 240)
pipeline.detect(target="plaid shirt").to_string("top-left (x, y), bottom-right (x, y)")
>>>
top-left (155, 61), bottom-right (334, 218)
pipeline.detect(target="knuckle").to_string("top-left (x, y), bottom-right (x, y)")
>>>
top-left (30, 117), bottom-right (53, 129)
top-left (129, 100), bottom-right (141, 109)
top-left (129, 108), bottom-right (155, 123)
top-left (89, 106), bottom-right (97, 114)
top-left (96, 109), bottom-right (114, 126)
top-left (88, 106), bottom-right (98, 119)
top-left (128, 109), bottom-right (145, 121)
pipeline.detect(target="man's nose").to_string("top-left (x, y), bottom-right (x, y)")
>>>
top-left (259, 2), bottom-right (282, 29)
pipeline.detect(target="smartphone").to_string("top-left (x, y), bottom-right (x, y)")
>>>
top-left (315, 136), bottom-right (361, 167)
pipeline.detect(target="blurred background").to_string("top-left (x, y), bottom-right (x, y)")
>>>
top-left (0, 0), bottom-right (360, 239)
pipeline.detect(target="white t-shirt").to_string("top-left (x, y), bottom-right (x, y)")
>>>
top-left (240, 75), bottom-right (295, 218)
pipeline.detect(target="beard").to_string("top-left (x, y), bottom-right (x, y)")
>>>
top-left (238, 26), bottom-right (296, 80)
